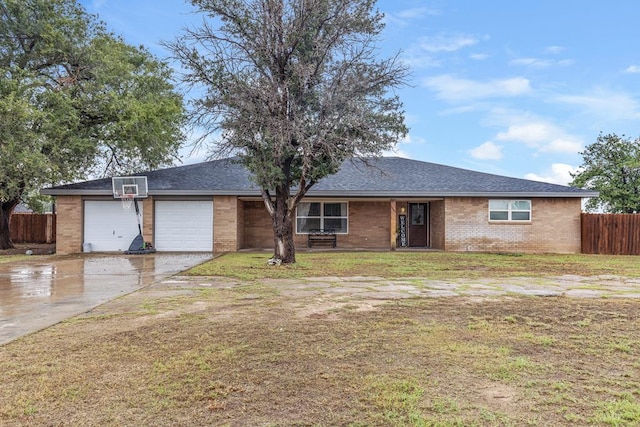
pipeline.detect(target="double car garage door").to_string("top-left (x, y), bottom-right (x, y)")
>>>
top-left (84, 200), bottom-right (213, 252)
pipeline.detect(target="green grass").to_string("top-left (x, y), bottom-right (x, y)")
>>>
top-left (593, 396), bottom-right (640, 426)
top-left (363, 376), bottom-right (428, 425)
top-left (187, 251), bottom-right (640, 280)
top-left (2, 294), bottom-right (639, 425)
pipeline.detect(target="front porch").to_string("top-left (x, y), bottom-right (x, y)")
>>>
top-left (390, 200), bottom-right (444, 250)
top-left (239, 198), bottom-right (444, 251)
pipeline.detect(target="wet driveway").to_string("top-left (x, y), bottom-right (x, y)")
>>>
top-left (0, 253), bottom-right (212, 345)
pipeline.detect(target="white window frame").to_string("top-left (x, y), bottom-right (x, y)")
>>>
top-left (488, 199), bottom-right (531, 222)
top-left (296, 201), bottom-right (349, 234)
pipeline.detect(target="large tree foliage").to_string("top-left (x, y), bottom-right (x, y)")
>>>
top-left (570, 133), bottom-right (640, 213)
top-left (168, 0), bottom-right (408, 263)
top-left (0, 0), bottom-right (185, 249)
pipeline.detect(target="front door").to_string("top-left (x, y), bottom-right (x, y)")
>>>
top-left (409, 203), bottom-right (429, 247)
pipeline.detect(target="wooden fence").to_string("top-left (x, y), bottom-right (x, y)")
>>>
top-left (581, 213), bottom-right (640, 255)
top-left (10, 213), bottom-right (56, 244)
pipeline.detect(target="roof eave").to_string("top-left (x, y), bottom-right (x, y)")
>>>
top-left (304, 190), bottom-right (600, 198)
top-left (40, 189), bottom-right (263, 197)
top-left (41, 189), bottom-right (599, 198)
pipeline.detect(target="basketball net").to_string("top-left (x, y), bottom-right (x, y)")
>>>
top-left (121, 194), bottom-right (135, 212)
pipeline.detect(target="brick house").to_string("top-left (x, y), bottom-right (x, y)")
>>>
top-left (42, 157), bottom-right (597, 255)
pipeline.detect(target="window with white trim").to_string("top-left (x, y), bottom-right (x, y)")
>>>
top-left (296, 202), bottom-right (348, 233)
top-left (489, 200), bottom-right (531, 221)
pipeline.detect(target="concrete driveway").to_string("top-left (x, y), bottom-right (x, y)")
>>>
top-left (0, 253), bottom-right (212, 345)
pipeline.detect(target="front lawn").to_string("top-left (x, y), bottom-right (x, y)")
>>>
top-left (188, 251), bottom-right (640, 280)
top-left (2, 251), bottom-right (640, 426)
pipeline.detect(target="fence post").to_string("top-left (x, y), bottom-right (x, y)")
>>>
top-left (46, 214), bottom-right (54, 244)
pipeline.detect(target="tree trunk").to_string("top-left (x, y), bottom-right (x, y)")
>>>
top-left (271, 185), bottom-right (296, 263)
top-left (0, 199), bottom-right (19, 250)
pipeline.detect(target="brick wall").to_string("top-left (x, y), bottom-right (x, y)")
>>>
top-left (55, 195), bottom-right (82, 255)
top-left (53, 195), bottom-right (581, 255)
top-left (341, 201), bottom-right (389, 248)
top-left (430, 200), bottom-right (445, 250)
top-left (444, 197), bottom-right (582, 253)
top-left (236, 199), bottom-right (245, 249)
top-left (241, 200), bottom-right (391, 249)
top-left (142, 197), bottom-right (154, 243)
top-left (213, 196), bottom-right (240, 252)
top-left (241, 201), bottom-right (273, 248)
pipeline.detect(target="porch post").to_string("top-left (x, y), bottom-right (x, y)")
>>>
top-left (390, 200), bottom-right (397, 250)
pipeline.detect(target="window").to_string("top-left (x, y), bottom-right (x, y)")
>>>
top-left (296, 202), bottom-right (348, 233)
top-left (489, 200), bottom-right (531, 221)
top-left (411, 204), bottom-right (425, 225)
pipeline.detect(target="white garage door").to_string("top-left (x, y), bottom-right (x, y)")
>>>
top-left (155, 200), bottom-right (213, 251)
top-left (84, 201), bottom-right (143, 252)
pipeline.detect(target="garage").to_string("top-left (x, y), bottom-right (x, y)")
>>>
top-left (154, 200), bottom-right (213, 251)
top-left (84, 201), bottom-right (142, 252)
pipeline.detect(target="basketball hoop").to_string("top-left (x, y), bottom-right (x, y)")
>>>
top-left (120, 194), bottom-right (135, 212)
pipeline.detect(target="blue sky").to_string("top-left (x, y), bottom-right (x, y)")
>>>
top-left (79, 0), bottom-right (640, 185)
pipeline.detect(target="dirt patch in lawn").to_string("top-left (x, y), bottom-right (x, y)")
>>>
top-left (1, 276), bottom-right (639, 426)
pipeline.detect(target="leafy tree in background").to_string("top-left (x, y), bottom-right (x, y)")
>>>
top-left (570, 133), bottom-right (640, 213)
top-left (167, 0), bottom-right (408, 263)
top-left (0, 0), bottom-right (185, 249)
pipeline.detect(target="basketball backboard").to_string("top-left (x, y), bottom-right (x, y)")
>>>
top-left (112, 176), bottom-right (148, 198)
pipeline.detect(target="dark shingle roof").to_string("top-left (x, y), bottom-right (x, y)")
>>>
top-left (42, 157), bottom-right (597, 198)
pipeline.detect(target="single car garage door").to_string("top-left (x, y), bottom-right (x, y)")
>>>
top-left (154, 200), bottom-right (213, 251)
top-left (84, 200), bottom-right (143, 252)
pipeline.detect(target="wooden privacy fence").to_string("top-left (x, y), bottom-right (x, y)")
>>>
top-left (581, 213), bottom-right (640, 255)
top-left (10, 213), bottom-right (56, 244)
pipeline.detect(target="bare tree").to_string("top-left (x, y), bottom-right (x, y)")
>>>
top-left (167, 0), bottom-right (408, 263)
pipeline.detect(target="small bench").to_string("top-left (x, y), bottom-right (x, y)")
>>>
top-left (308, 229), bottom-right (337, 248)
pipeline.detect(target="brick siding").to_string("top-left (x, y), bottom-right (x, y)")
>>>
top-left (213, 196), bottom-right (240, 252)
top-left (241, 200), bottom-right (390, 249)
top-left (241, 201), bottom-right (273, 248)
top-left (52, 195), bottom-right (583, 254)
top-left (444, 197), bottom-right (582, 253)
top-left (342, 201), bottom-right (389, 248)
top-left (55, 195), bottom-right (82, 255)
top-left (142, 197), bottom-right (154, 244)
top-left (430, 200), bottom-right (445, 250)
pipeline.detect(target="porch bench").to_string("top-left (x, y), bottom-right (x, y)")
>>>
top-left (308, 229), bottom-right (337, 248)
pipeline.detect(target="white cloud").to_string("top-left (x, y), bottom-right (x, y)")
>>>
top-left (469, 53), bottom-right (489, 61)
top-left (468, 141), bottom-right (503, 160)
top-left (417, 33), bottom-right (480, 53)
top-left (382, 147), bottom-right (411, 158)
top-left (423, 75), bottom-right (532, 102)
top-left (382, 134), bottom-right (422, 158)
top-left (397, 134), bottom-right (424, 145)
top-left (624, 65), bottom-right (640, 74)
top-left (525, 163), bottom-right (577, 185)
top-left (496, 123), bottom-right (552, 145)
top-left (509, 57), bottom-right (573, 68)
top-left (396, 7), bottom-right (440, 20)
top-left (384, 7), bottom-right (440, 28)
top-left (495, 122), bottom-right (583, 154)
top-left (403, 33), bottom-right (488, 69)
top-left (544, 46), bottom-right (565, 54)
top-left (510, 58), bottom-right (552, 68)
top-left (543, 138), bottom-right (583, 153)
top-left (553, 88), bottom-right (640, 121)
top-left (401, 53), bottom-right (441, 69)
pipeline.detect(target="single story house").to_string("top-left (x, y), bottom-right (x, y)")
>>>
top-left (41, 157), bottom-right (598, 254)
